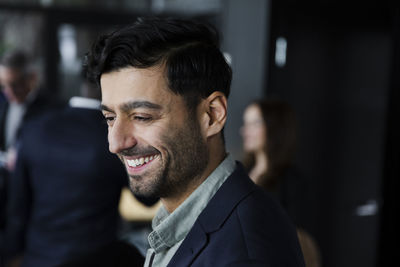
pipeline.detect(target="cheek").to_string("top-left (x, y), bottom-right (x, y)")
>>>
top-left (244, 127), bottom-right (266, 149)
top-left (139, 125), bottom-right (170, 152)
top-left (107, 130), bottom-right (116, 153)
top-left (107, 130), bottom-right (112, 150)
top-left (254, 128), bottom-right (266, 141)
top-left (244, 126), bottom-right (263, 139)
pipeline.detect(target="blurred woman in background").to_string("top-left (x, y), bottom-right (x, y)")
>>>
top-left (241, 98), bottom-right (321, 267)
top-left (241, 99), bottom-right (297, 192)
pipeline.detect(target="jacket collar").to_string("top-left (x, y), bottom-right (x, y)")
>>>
top-left (167, 162), bottom-right (256, 267)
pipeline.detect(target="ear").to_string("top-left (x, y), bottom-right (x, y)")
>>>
top-left (200, 91), bottom-right (228, 138)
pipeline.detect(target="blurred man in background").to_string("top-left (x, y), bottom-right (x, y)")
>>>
top-left (0, 50), bottom-right (60, 233)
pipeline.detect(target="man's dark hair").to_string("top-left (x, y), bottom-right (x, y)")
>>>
top-left (84, 17), bottom-right (232, 110)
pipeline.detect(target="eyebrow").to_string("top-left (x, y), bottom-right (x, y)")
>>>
top-left (101, 101), bottom-right (162, 113)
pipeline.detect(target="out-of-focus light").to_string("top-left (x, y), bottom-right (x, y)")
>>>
top-left (223, 52), bottom-right (233, 66)
top-left (40, 0), bottom-right (53, 7)
top-left (58, 24), bottom-right (78, 71)
top-left (275, 37), bottom-right (287, 68)
top-left (151, 0), bottom-right (166, 13)
top-left (355, 199), bottom-right (378, 217)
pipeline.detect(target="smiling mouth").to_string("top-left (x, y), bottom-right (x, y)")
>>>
top-left (126, 154), bottom-right (158, 168)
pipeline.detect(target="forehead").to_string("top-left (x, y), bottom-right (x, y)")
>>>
top-left (100, 66), bottom-right (181, 110)
top-left (244, 104), bottom-right (262, 120)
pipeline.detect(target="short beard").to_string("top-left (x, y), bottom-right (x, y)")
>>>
top-left (127, 116), bottom-right (209, 199)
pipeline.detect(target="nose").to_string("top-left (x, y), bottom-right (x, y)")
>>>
top-left (108, 119), bottom-right (137, 154)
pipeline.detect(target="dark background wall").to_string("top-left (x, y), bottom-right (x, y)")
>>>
top-left (266, 2), bottom-right (397, 267)
top-left (379, 6), bottom-right (400, 266)
top-left (222, 0), bottom-right (270, 159)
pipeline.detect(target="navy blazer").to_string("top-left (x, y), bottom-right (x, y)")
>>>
top-left (1, 106), bottom-right (129, 267)
top-left (168, 164), bottom-right (305, 267)
top-left (0, 90), bottom-right (63, 231)
top-left (0, 89), bottom-right (63, 151)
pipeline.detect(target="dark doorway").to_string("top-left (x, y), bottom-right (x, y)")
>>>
top-left (266, 2), bottom-right (396, 267)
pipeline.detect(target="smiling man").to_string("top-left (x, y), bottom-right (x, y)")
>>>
top-left (85, 17), bottom-right (305, 267)
top-left (100, 66), bottom-right (212, 209)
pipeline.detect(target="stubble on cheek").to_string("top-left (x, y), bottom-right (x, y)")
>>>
top-left (127, 155), bottom-right (167, 198)
top-left (120, 115), bottom-right (208, 200)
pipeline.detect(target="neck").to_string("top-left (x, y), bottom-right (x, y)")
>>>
top-left (162, 140), bottom-right (227, 213)
top-left (161, 181), bottom-right (202, 213)
top-left (255, 150), bottom-right (268, 167)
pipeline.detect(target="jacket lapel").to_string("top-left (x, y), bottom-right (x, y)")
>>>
top-left (167, 163), bottom-right (256, 266)
top-left (166, 222), bottom-right (207, 267)
top-left (198, 163), bottom-right (256, 233)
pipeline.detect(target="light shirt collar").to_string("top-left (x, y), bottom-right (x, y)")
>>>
top-left (69, 96), bottom-right (100, 110)
top-left (5, 102), bottom-right (26, 148)
top-left (144, 154), bottom-right (236, 267)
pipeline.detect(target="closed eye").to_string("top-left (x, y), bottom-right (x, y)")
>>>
top-left (134, 116), bottom-right (152, 122)
top-left (104, 116), bottom-right (116, 126)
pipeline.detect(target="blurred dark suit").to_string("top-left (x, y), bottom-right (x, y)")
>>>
top-left (0, 90), bottom-right (62, 230)
top-left (0, 89), bottom-right (61, 151)
top-left (1, 98), bottom-right (144, 267)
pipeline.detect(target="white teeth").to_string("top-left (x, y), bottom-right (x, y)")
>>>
top-left (127, 155), bottom-right (157, 168)
top-left (127, 159), bottom-right (136, 167)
